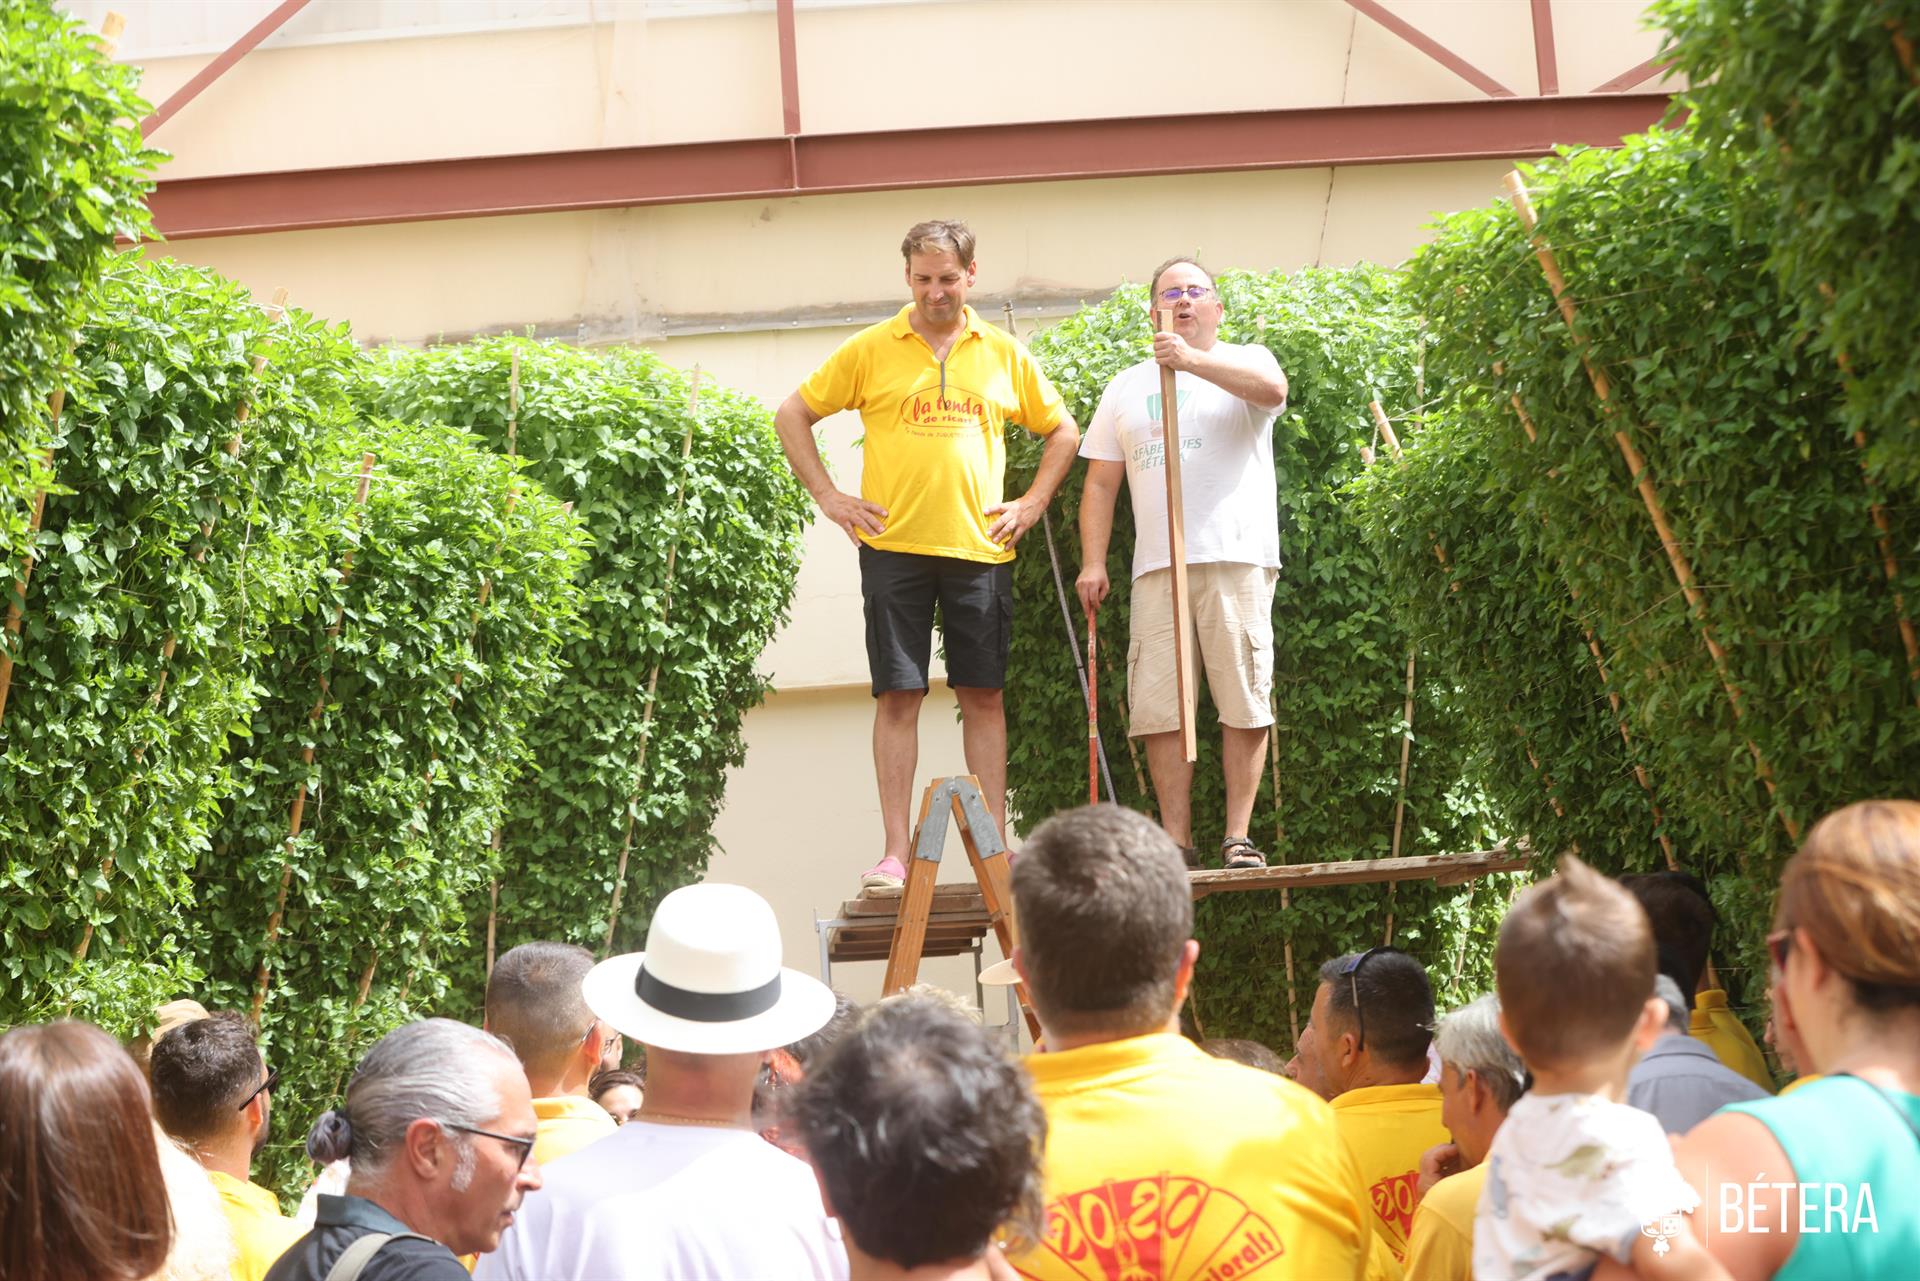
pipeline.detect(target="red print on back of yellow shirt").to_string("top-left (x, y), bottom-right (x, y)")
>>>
top-left (1369, 1171), bottom-right (1419, 1258)
top-left (1021, 1174), bottom-right (1285, 1281)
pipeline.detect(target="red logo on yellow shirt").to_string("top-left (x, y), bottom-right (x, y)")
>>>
top-left (1024, 1175), bottom-right (1283, 1280)
top-left (899, 385), bottom-right (991, 436)
top-left (1369, 1170), bottom-right (1419, 1244)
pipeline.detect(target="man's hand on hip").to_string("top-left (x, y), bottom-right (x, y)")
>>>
top-left (818, 488), bottom-right (888, 545)
top-left (1076, 564), bottom-right (1109, 616)
top-left (985, 494), bottom-right (1044, 548)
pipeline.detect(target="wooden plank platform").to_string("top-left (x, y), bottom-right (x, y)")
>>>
top-left (1188, 846), bottom-right (1529, 899)
top-left (826, 847), bottom-right (1528, 960)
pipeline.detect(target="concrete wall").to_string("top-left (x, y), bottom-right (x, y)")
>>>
top-left (68, 0), bottom-right (1668, 1011)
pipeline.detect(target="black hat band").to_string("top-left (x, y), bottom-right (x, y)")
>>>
top-left (635, 964), bottom-right (782, 1022)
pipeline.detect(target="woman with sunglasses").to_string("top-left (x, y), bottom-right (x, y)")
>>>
top-left (1607, 800), bottom-right (1920, 1280)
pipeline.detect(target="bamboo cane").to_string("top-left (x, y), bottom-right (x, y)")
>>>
top-left (478, 350), bottom-right (525, 969)
top-left (1383, 646), bottom-right (1417, 946)
top-left (1266, 688), bottom-right (1299, 1046)
top-left (1370, 399), bottom-right (1459, 591)
top-left (0, 414), bottom-right (62, 729)
top-left (1156, 309), bottom-right (1198, 763)
top-left (1103, 641), bottom-right (1154, 817)
top-left (1505, 172), bottom-right (1800, 844)
top-left (1085, 606), bottom-right (1100, 806)
top-left (251, 453), bottom-right (377, 1025)
top-left (602, 369), bottom-right (703, 955)
top-left (1505, 388), bottom-right (1679, 871)
top-left (1853, 431), bottom-right (1920, 708)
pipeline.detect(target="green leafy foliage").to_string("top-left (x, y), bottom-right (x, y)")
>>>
top-left (359, 339), bottom-right (812, 959)
top-left (0, 260), bottom-right (355, 1030)
top-left (1655, 0), bottom-right (1920, 487)
top-left (1006, 269), bottom-right (1507, 1048)
top-left (1368, 126), bottom-right (1920, 1019)
top-left (198, 414), bottom-right (587, 1196)
top-left (0, 0), bottom-right (159, 636)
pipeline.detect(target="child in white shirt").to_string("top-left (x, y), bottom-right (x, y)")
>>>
top-left (1473, 855), bottom-right (1731, 1281)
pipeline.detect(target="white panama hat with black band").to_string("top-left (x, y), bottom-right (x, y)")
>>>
top-left (582, 882), bottom-right (835, 1055)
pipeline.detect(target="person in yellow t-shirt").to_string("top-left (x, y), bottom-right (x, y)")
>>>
top-left (1403, 995), bottom-right (1527, 1281)
top-left (149, 1012), bottom-right (306, 1281)
top-left (773, 219), bottom-right (1078, 893)
top-left (1620, 871), bottom-right (1776, 1092)
top-left (1304, 947), bottom-right (1450, 1274)
top-left (485, 941), bottom-right (621, 1166)
top-left (1008, 806), bottom-right (1373, 1281)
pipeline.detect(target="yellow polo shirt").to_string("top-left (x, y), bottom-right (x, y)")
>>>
top-left (532, 1094), bottom-right (617, 1166)
top-left (207, 1170), bottom-right (305, 1281)
top-left (1691, 989), bottom-right (1775, 1093)
top-left (1329, 1082), bottom-right (1450, 1274)
top-left (799, 304), bottom-right (1066, 563)
top-left (1013, 1033), bottom-right (1371, 1281)
top-left (1401, 1161), bottom-right (1484, 1281)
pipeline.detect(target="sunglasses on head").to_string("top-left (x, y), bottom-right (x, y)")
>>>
top-left (1340, 947), bottom-right (1388, 1050)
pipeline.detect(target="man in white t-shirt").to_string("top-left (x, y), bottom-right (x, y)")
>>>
top-left (1076, 257), bottom-right (1288, 869)
top-left (473, 884), bottom-right (847, 1281)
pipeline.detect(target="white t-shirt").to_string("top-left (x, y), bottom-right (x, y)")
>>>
top-left (474, 1121), bottom-right (847, 1281)
top-left (1473, 1092), bottom-right (1702, 1281)
top-left (1078, 345), bottom-right (1284, 580)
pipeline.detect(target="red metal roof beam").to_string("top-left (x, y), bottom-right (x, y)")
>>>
top-left (141, 0), bottom-right (313, 138)
top-left (1592, 55), bottom-right (1673, 94)
top-left (776, 0), bottom-right (801, 136)
top-left (1531, 0), bottom-right (1559, 95)
top-left (143, 93), bottom-right (1671, 241)
top-left (1344, 0), bottom-right (1518, 97)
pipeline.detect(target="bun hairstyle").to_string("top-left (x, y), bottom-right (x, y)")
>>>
top-left (306, 1109), bottom-right (354, 1164)
top-left (1778, 799), bottom-right (1920, 1008)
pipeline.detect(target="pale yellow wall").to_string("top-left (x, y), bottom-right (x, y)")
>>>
top-left (74, 0), bottom-right (1671, 1005)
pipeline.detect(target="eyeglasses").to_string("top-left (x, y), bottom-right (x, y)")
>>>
top-left (1767, 928), bottom-right (1794, 974)
top-left (579, 1021), bottom-right (619, 1058)
top-left (443, 1122), bottom-right (536, 1173)
top-left (1156, 285), bottom-right (1215, 302)
top-left (235, 1066), bottom-right (278, 1112)
top-left (1341, 948), bottom-right (1387, 1050)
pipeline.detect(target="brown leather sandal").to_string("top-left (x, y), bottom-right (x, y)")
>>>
top-left (1221, 837), bottom-right (1267, 870)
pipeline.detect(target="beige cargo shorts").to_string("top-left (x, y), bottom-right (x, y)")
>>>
top-left (1127, 561), bottom-right (1277, 736)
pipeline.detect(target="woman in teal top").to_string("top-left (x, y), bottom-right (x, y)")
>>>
top-left (1670, 800), bottom-right (1920, 1280)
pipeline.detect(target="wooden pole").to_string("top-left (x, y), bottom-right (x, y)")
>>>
top-left (1156, 309), bottom-right (1198, 763)
top-left (251, 453), bottom-right (376, 1024)
top-left (1505, 172), bottom-right (1800, 844)
top-left (1104, 642), bottom-right (1154, 817)
top-left (603, 369), bottom-right (703, 955)
top-left (1262, 687), bottom-right (1300, 1044)
top-left (1853, 430), bottom-right (1920, 709)
top-left (1085, 606), bottom-right (1100, 806)
top-left (1370, 399), bottom-right (1458, 591)
top-left (0, 397), bottom-right (64, 730)
top-left (480, 348), bottom-right (524, 971)
top-left (1505, 387), bottom-right (1679, 871)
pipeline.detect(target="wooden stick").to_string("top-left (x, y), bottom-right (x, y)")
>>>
top-left (1103, 641), bottom-right (1154, 817)
top-left (1505, 387), bottom-right (1678, 870)
top-left (1156, 309), bottom-right (1198, 763)
top-left (1504, 172), bottom-right (1800, 844)
top-left (1853, 431), bottom-right (1920, 708)
top-left (1371, 399), bottom-right (1459, 591)
top-left (1263, 688), bottom-right (1300, 1042)
top-left (603, 369), bottom-right (703, 955)
top-left (251, 453), bottom-right (376, 1025)
top-left (0, 391), bottom-right (63, 729)
top-left (1085, 606), bottom-right (1099, 806)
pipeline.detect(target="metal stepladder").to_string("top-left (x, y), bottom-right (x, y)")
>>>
top-left (880, 775), bottom-right (1041, 1040)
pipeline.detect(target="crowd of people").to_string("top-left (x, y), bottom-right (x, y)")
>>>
top-left (2, 797), bottom-right (1917, 1281)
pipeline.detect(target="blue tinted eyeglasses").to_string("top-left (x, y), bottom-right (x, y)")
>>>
top-left (1156, 285), bottom-right (1215, 302)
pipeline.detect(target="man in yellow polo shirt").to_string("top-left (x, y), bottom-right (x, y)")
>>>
top-left (1403, 994), bottom-right (1526, 1281)
top-left (150, 1013), bottom-right (306, 1281)
top-left (484, 941), bottom-right (619, 1165)
top-left (1008, 805), bottom-right (1373, 1281)
top-left (1304, 947), bottom-right (1451, 1276)
top-left (773, 219), bottom-right (1078, 889)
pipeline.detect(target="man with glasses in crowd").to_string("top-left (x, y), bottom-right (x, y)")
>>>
top-left (1304, 946), bottom-right (1450, 1273)
top-left (150, 1011), bottom-right (306, 1281)
top-left (268, 1019), bottom-right (544, 1281)
top-left (484, 941), bottom-right (622, 1165)
top-left (1076, 257), bottom-right (1289, 870)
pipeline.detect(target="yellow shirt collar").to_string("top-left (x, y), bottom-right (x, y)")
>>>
top-left (887, 303), bottom-right (985, 341)
top-left (1329, 1081), bottom-right (1442, 1111)
top-left (206, 1169), bottom-right (280, 1213)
